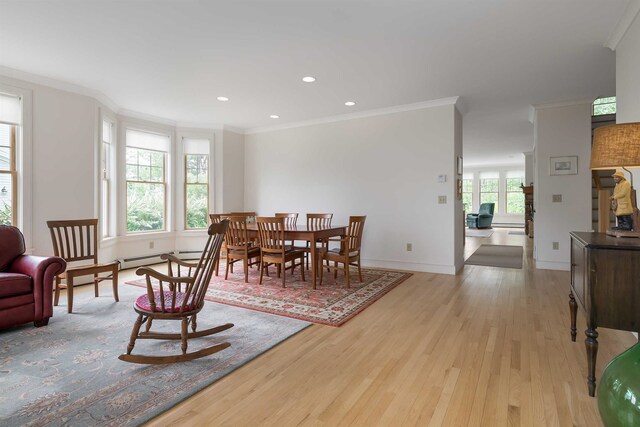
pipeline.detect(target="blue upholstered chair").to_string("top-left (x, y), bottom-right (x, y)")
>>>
top-left (466, 203), bottom-right (495, 229)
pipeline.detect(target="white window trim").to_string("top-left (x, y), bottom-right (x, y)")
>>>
top-left (0, 83), bottom-right (32, 251)
top-left (118, 117), bottom-right (174, 237)
top-left (176, 129), bottom-right (214, 234)
top-left (99, 108), bottom-right (117, 239)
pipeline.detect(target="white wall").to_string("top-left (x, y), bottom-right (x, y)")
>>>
top-left (524, 152), bottom-right (534, 185)
top-left (221, 130), bottom-right (245, 213)
top-left (616, 10), bottom-right (640, 123)
top-left (453, 108), bottom-right (464, 272)
top-left (0, 75), bottom-right (98, 256)
top-left (533, 102), bottom-right (592, 270)
top-left (245, 104), bottom-right (462, 274)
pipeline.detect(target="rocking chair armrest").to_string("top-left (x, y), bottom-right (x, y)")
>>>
top-left (135, 267), bottom-right (195, 284)
top-left (160, 253), bottom-right (199, 268)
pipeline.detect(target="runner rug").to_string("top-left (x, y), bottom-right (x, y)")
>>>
top-left (127, 263), bottom-right (412, 327)
top-left (465, 244), bottom-right (524, 269)
top-left (0, 284), bottom-right (309, 427)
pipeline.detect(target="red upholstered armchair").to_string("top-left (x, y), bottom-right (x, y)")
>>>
top-left (0, 225), bottom-right (66, 329)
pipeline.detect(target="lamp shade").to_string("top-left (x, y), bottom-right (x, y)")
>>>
top-left (591, 122), bottom-right (640, 170)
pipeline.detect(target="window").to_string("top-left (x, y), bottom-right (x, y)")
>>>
top-left (506, 176), bottom-right (525, 214)
top-left (480, 177), bottom-right (499, 211)
top-left (462, 178), bottom-right (473, 212)
top-left (593, 96), bottom-right (616, 116)
top-left (125, 129), bottom-right (169, 233)
top-left (100, 118), bottom-right (114, 237)
top-left (0, 93), bottom-right (20, 226)
top-left (183, 138), bottom-right (210, 229)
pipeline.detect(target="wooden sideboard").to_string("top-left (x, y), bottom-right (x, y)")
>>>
top-left (569, 231), bottom-right (640, 396)
top-left (522, 185), bottom-right (533, 237)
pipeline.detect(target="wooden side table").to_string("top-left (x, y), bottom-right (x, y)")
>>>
top-left (569, 231), bottom-right (640, 396)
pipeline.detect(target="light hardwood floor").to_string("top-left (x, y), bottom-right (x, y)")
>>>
top-left (123, 228), bottom-right (634, 426)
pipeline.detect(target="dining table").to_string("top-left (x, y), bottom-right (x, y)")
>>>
top-left (245, 223), bottom-right (347, 289)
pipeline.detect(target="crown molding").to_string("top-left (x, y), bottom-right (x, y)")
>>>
top-left (605, 0), bottom-right (640, 51)
top-left (221, 125), bottom-right (246, 134)
top-left (0, 65), bottom-right (120, 112)
top-left (245, 96), bottom-right (461, 135)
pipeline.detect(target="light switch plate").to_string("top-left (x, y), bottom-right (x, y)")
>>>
top-left (438, 195), bottom-right (447, 204)
top-left (552, 194), bottom-right (562, 203)
top-left (438, 174), bottom-right (447, 183)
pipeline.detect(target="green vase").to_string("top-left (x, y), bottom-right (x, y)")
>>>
top-left (598, 342), bottom-right (640, 426)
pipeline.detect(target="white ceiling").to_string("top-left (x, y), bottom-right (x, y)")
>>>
top-left (0, 0), bottom-right (630, 166)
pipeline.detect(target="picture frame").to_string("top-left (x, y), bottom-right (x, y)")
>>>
top-left (456, 178), bottom-right (462, 200)
top-left (549, 156), bottom-right (577, 175)
top-left (456, 156), bottom-right (463, 176)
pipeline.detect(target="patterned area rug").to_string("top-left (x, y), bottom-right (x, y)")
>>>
top-left (0, 284), bottom-right (309, 427)
top-left (127, 263), bottom-right (412, 327)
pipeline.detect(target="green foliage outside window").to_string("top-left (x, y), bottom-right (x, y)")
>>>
top-left (0, 201), bottom-right (11, 226)
top-left (185, 154), bottom-right (209, 229)
top-left (593, 97), bottom-right (616, 116)
top-left (126, 147), bottom-right (165, 232)
top-left (480, 178), bottom-right (499, 211)
top-left (506, 177), bottom-right (525, 214)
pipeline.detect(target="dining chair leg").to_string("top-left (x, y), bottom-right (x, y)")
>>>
top-left (259, 260), bottom-right (265, 284)
top-left (67, 275), bottom-right (74, 313)
top-left (54, 276), bottom-right (61, 306)
top-left (112, 267), bottom-right (119, 302)
top-left (334, 262), bottom-right (338, 279)
top-left (244, 257), bottom-right (249, 283)
top-left (192, 313), bottom-right (197, 333)
top-left (300, 257), bottom-right (305, 282)
top-left (282, 263), bottom-right (286, 288)
top-left (345, 261), bottom-right (351, 289)
top-left (225, 255), bottom-right (231, 280)
top-left (357, 258), bottom-right (363, 282)
top-left (94, 273), bottom-right (99, 297)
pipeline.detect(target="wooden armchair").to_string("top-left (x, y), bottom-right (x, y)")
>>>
top-left (319, 215), bottom-right (366, 288)
top-left (224, 216), bottom-right (261, 282)
top-left (46, 219), bottom-right (119, 313)
top-left (256, 217), bottom-right (305, 287)
top-left (119, 220), bottom-right (232, 364)
top-left (304, 213), bottom-right (333, 270)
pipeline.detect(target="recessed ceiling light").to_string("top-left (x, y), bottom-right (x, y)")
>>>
top-left (270, 115), bottom-right (280, 119)
top-left (217, 96), bottom-right (229, 102)
top-left (302, 76), bottom-right (316, 83)
top-left (345, 101), bottom-right (356, 106)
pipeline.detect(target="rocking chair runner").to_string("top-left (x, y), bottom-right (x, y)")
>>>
top-left (119, 220), bottom-right (232, 364)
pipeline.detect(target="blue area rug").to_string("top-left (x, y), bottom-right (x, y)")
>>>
top-left (0, 284), bottom-right (310, 426)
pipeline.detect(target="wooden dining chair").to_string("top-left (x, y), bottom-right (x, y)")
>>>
top-left (302, 213), bottom-right (333, 271)
top-left (256, 217), bottom-right (305, 287)
top-left (46, 219), bottom-right (119, 313)
top-left (224, 216), bottom-right (261, 282)
top-left (119, 220), bottom-right (233, 364)
top-left (319, 215), bottom-right (366, 288)
top-left (275, 213), bottom-right (299, 247)
top-left (209, 213), bottom-right (229, 275)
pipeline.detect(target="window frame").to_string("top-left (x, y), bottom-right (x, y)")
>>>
top-left (0, 85), bottom-right (32, 246)
top-left (479, 177), bottom-right (500, 213)
top-left (0, 124), bottom-right (17, 225)
top-left (505, 176), bottom-right (525, 214)
top-left (99, 114), bottom-right (116, 238)
top-left (122, 125), bottom-right (172, 235)
top-left (461, 178), bottom-right (473, 213)
top-left (184, 153), bottom-right (209, 230)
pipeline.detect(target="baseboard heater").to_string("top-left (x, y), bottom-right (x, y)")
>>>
top-left (117, 252), bottom-right (174, 270)
top-left (177, 250), bottom-right (203, 261)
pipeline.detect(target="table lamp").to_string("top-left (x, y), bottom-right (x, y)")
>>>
top-left (591, 122), bottom-right (640, 236)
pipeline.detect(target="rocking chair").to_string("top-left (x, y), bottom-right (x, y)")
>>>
top-left (119, 220), bottom-right (232, 364)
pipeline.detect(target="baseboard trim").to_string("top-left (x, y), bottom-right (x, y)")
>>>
top-left (362, 259), bottom-right (456, 275)
top-left (535, 260), bottom-right (570, 271)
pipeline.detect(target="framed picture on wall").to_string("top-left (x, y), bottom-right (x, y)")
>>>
top-left (549, 156), bottom-right (577, 175)
top-left (457, 156), bottom-right (463, 175)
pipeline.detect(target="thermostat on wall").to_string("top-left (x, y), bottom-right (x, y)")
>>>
top-left (438, 174), bottom-right (447, 183)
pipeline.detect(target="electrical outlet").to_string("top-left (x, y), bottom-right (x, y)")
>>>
top-left (149, 241), bottom-right (154, 249)
top-left (406, 243), bottom-right (412, 252)
top-left (552, 241), bottom-right (559, 250)
top-left (552, 194), bottom-right (562, 203)
top-left (438, 195), bottom-right (447, 204)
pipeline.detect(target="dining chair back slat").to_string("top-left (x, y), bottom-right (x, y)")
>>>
top-left (275, 213), bottom-right (298, 228)
top-left (307, 213), bottom-right (333, 229)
